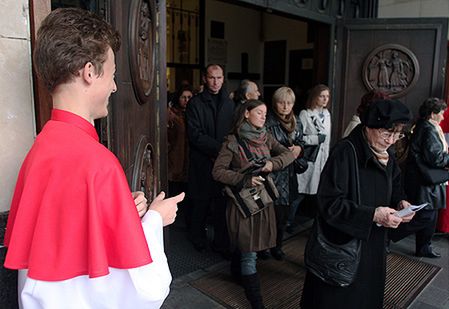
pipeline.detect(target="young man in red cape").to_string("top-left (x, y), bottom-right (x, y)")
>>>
top-left (3, 8), bottom-right (184, 308)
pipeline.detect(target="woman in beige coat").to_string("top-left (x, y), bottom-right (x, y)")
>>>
top-left (212, 99), bottom-right (300, 309)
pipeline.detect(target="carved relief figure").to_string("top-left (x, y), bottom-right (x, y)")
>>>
top-left (390, 51), bottom-right (410, 90)
top-left (137, 1), bottom-right (151, 84)
top-left (377, 52), bottom-right (391, 88)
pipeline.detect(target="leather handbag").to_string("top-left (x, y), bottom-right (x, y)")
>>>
top-left (224, 176), bottom-right (279, 218)
top-left (304, 140), bottom-right (361, 287)
top-left (416, 158), bottom-right (449, 185)
top-left (302, 144), bottom-right (320, 162)
top-left (294, 157), bottom-right (309, 174)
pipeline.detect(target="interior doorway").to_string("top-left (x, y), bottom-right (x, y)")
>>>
top-left (165, 0), bottom-right (331, 278)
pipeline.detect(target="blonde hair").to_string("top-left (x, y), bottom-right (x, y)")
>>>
top-left (272, 86), bottom-right (295, 106)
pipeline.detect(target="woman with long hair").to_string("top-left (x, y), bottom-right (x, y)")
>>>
top-left (167, 86), bottom-right (193, 225)
top-left (297, 84), bottom-right (331, 217)
top-left (212, 100), bottom-right (300, 308)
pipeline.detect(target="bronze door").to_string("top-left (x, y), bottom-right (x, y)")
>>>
top-left (31, 0), bottom-right (168, 201)
top-left (333, 18), bottom-right (448, 138)
top-left (109, 0), bottom-right (167, 201)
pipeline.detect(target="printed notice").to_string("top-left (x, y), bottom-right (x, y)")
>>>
top-left (395, 203), bottom-right (428, 218)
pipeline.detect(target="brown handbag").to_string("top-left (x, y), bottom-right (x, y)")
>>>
top-left (224, 176), bottom-right (279, 218)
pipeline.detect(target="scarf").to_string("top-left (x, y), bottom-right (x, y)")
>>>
top-left (363, 129), bottom-right (389, 166)
top-left (429, 119), bottom-right (448, 153)
top-left (274, 110), bottom-right (296, 134)
top-left (238, 121), bottom-right (271, 163)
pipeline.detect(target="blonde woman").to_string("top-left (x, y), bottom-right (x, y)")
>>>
top-left (265, 86), bottom-right (305, 260)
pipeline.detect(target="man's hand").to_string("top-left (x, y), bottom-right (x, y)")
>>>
top-left (374, 206), bottom-right (403, 228)
top-left (132, 191), bottom-right (148, 218)
top-left (149, 191), bottom-right (185, 226)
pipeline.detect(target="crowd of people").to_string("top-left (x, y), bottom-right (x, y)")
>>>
top-left (167, 65), bottom-right (449, 308)
top-left (4, 7), bottom-right (449, 309)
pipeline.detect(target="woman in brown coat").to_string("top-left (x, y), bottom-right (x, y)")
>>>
top-left (212, 99), bottom-right (300, 309)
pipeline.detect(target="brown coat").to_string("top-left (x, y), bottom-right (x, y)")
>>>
top-left (212, 134), bottom-right (295, 252)
top-left (167, 106), bottom-right (188, 182)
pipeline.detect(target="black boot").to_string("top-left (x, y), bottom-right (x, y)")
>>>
top-left (270, 229), bottom-right (285, 261)
top-left (230, 250), bottom-right (241, 283)
top-left (241, 273), bottom-right (265, 309)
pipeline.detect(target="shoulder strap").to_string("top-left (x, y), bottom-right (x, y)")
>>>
top-left (236, 135), bottom-right (254, 162)
top-left (345, 140), bottom-right (361, 205)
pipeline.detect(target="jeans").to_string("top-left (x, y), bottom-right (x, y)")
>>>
top-left (241, 252), bottom-right (257, 276)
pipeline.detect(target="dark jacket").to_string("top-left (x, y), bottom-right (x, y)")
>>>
top-left (301, 125), bottom-right (405, 309)
top-left (186, 89), bottom-right (235, 199)
top-left (212, 134), bottom-right (295, 252)
top-left (404, 119), bottom-right (449, 210)
top-left (265, 112), bottom-right (305, 205)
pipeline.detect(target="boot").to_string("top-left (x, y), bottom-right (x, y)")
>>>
top-left (230, 250), bottom-right (241, 283)
top-left (241, 273), bottom-right (265, 309)
top-left (270, 228), bottom-right (285, 261)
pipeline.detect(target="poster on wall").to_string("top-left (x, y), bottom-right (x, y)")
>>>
top-left (207, 38), bottom-right (227, 65)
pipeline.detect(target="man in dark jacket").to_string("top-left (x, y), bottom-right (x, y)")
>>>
top-left (186, 64), bottom-right (235, 253)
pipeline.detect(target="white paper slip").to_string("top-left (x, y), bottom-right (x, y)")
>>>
top-left (395, 203), bottom-right (428, 218)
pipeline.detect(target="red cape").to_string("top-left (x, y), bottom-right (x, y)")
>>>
top-left (4, 109), bottom-right (152, 281)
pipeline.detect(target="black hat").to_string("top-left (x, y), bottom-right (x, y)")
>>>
top-left (361, 99), bottom-right (411, 129)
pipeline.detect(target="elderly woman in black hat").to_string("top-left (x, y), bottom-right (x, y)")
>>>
top-left (300, 99), bottom-right (415, 309)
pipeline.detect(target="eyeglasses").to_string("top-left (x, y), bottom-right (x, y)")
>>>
top-left (378, 129), bottom-right (405, 141)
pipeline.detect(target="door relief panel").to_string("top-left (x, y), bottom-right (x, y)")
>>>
top-left (131, 135), bottom-right (157, 203)
top-left (129, 0), bottom-right (156, 105)
top-left (362, 44), bottom-right (420, 98)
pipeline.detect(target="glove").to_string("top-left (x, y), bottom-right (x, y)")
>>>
top-left (318, 133), bottom-right (326, 144)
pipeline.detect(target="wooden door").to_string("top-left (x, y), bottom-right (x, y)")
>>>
top-left (31, 0), bottom-right (168, 201)
top-left (109, 0), bottom-right (167, 201)
top-left (333, 18), bottom-right (448, 139)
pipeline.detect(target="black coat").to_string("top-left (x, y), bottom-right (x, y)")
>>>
top-left (265, 112), bottom-right (305, 206)
top-left (186, 89), bottom-right (235, 199)
top-left (301, 125), bottom-right (405, 309)
top-left (404, 119), bottom-right (449, 210)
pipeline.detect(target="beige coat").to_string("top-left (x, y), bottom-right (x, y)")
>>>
top-left (212, 134), bottom-right (295, 252)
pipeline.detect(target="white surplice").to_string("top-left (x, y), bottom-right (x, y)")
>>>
top-left (18, 210), bottom-right (171, 309)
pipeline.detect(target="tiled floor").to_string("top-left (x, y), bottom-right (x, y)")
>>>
top-left (163, 224), bottom-right (449, 309)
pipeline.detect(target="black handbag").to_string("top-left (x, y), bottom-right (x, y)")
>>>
top-left (302, 144), bottom-right (320, 162)
top-left (304, 140), bottom-right (361, 287)
top-left (416, 158), bottom-right (449, 185)
top-left (294, 157), bottom-right (309, 174)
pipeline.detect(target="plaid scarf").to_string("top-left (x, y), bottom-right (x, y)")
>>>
top-left (238, 121), bottom-right (271, 163)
